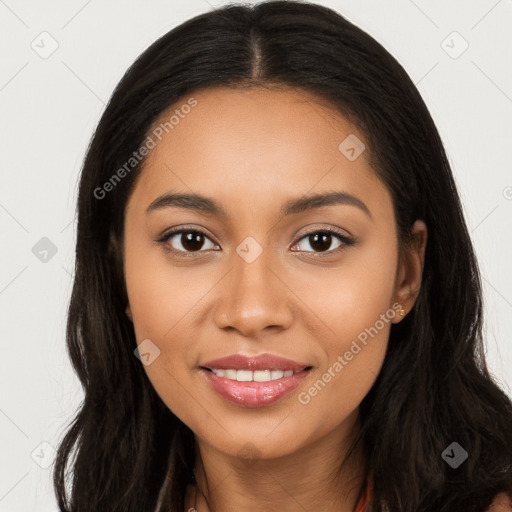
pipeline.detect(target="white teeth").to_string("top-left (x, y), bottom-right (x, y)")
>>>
top-left (210, 368), bottom-right (302, 381)
top-left (236, 370), bottom-right (253, 382)
top-left (224, 369), bottom-right (237, 380)
top-left (253, 370), bottom-right (271, 382)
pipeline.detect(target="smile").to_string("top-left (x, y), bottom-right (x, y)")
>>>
top-left (200, 367), bottom-right (312, 408)
top-left (208, 368), bottom-right (302, 381)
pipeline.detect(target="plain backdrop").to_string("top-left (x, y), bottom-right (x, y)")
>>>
top-left (1, 0), bottom-right (511, 509)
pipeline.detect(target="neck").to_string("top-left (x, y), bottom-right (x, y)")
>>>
top-left (190, 410), bottom-right (366, 512)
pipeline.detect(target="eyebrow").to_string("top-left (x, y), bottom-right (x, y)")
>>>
top-left (146, 190), bottom-right (372, 220)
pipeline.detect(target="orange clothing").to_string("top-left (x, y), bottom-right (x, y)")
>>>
top-left (354, 476), bottom-right (371, 512)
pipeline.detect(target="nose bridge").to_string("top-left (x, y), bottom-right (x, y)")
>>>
top-left (214, 237), bottom-right (292, 335)
top-left (234, 242), bottom-right (273, 296)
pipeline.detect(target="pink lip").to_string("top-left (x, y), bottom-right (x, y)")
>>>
top-left (201, 367), bottom-right (311, 408)
top-left (201, 353), bottom-right (310, 372)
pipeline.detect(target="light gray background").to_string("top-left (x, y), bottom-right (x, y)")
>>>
top-left (1, 0), bottom-right (511, 509)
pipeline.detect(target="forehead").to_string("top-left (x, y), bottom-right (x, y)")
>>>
top-left (127, 86), bottom-right (391, 221)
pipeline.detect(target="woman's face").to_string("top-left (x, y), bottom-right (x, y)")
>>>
top-left (123, 86), bottom-right (425, 461)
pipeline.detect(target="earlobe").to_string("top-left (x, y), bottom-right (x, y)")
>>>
top-left (391, 302), bottom-right (407, 324)
top-left (125, 304), bottom-right (133, 322)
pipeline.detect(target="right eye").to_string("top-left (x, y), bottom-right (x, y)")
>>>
top-left (159, 228), bottom-right (219, 255)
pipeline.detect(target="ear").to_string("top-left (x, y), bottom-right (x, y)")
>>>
top-left (392, 219), bottom-right (427, 323)
top-left (125, 304), bottom-right (133, 322)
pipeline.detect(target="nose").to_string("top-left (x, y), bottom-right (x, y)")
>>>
top-left (214, 250), bottom-right (294, 338)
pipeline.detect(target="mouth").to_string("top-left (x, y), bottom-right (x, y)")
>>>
top-left (199, 353), bottom-right (313, 408)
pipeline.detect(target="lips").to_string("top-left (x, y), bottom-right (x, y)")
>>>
top-left (201, 353), bottom-right (310, 372)
top-left (200, 367), bottom-right (312, 408)
top-left (199, 353), bottom-right (313, 407)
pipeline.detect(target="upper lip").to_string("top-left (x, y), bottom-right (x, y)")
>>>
top-left (201, 353), bottom-right (311, 372)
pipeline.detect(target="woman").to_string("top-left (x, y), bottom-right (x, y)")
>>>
top-left (53, 1), bottom-right (512, 510)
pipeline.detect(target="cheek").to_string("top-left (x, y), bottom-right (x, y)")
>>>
top-left (292, 235), bottom-right (398, 341)
top-left (124, 234), bottom-right (207, 341)
top-left (294, 271), bottom-right (395, 427)
top-left (291, 239), bottom-right (397, 401)
top-left (123, 242), bottom-right (215, 416)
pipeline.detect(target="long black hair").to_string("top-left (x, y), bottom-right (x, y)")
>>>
top-left (53, 1), bottom-right (512, 510)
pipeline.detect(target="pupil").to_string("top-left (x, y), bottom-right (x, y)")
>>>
top-left (310, 232), bottom-right (331, 252)
top-left (182, 232), bottom-right (204, 252)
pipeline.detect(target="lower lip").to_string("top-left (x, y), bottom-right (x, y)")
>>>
top-left (201, 368), bottom-right (311, 408)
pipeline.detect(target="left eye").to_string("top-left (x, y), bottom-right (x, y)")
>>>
top-left (291, 230), bottom-right (353, 254)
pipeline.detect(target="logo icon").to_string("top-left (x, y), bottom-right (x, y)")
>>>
top-left (338, 134), bottom-right (365, 161)
top-left (30, 31), bottom-right (59, 59)
top-left (441, 442), bottom-right (468, 468)
top-left (441, 31), bottom-right (469, 60)
top-left (32, 237), bottom-right (58, 263)
top-left (134, 339), bottom-right (161, 366)
top-left (31, 441), bottom-right (57, 469)
top-left (236, 236), bottom-right (263, 264)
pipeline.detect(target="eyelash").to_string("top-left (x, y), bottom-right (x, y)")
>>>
top-left (156, 226), bottom-right (356, 258)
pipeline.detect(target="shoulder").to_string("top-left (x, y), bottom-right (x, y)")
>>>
top-left (486, 492), bottom-right (512, 512)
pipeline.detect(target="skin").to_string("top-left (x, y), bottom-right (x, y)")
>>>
top-left (123, 85), bottom-right (427, 512)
